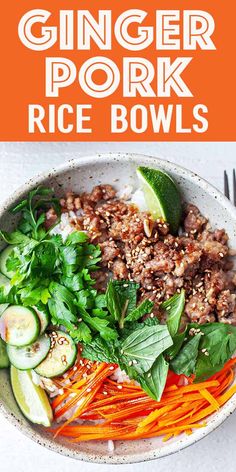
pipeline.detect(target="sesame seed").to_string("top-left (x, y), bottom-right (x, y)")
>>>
top-left (87, 388), bottom-right (92, 392)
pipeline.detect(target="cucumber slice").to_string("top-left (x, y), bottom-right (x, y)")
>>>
top-left (0, 273), bottom-right (11, 316)
top-left (34, 305), bottom-right (49, 334)
top-left (0, 338), bottom-right (9, 368)
top-left (0, 246), bottom-right (15, 279)
top-left (0, 305), bottom-right (40, 346)
top-left (7, 334), bottom-right (50, 370)
top-left (35, 331), bottom-right (77, 378)
top-left (10, 366), bottom-right (53, 426)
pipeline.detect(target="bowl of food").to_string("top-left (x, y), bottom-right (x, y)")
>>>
top-left (1, 153), bottom-right (236, 464)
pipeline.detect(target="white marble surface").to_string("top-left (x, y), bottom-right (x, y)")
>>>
top-left (0, 141), bottom-right (236, 472)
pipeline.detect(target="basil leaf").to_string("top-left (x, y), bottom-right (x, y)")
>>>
top-left (161, 289), bottom-right (185, 338)
top-left (166, 328), bottom-right (187, 360)
top-left (125, 299), bottom-right (154, 323)
top-left (121, 324), bottom-right (173, 372)
top-left (195, 356), bottom-right (223, 382)
top-left (193, 323), bottom-right (236, 381)
top-left (139, 355), bottom-right (169, 401)
top-left (170, 333), bottom-right (201, 376)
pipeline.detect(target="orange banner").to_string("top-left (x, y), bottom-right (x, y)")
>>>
top-left (0, 1), bottom-right (235, 141)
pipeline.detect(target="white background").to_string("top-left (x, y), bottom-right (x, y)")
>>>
top-left (0, 141), bottom-right (236, 472)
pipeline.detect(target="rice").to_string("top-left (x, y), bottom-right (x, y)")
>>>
top-left (55, 397), bottom-right (85, 423)
top-left (130, 188), bottom-right (148, 211)
top-left (117, 184), bottom-right (134, 201)
top-left (107, 440), bottom-right (115, 453)
top-left (112, 367), bottom-right (134, 384)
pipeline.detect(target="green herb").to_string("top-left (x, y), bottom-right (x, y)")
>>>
top-left (0, 230), bottom-right (32, 246)
top-left (106, 280), bottom-right (139, 325)
top-left (11, 187), bottom-right (61, 241)
top-left (161, 289), bottom-right (185, 338)
top-left (0, 190), bottom-right (113, 342)
top-left (125, 299), bottom-right (154, 323)
top-left (170, 333), bottom-right (201, 376)
top-left (121, 324), bottom-right (173, 373)
top-left (105, 280), bottom-right (153, 328)
top-left (170, 322), bottom-right (236, 381)
top-left (105, 280), bottom-right (122, 322)
top-left (82, 336), bottom-right (119, 364)
top-left (194, 323), bottom-right (236, 381)
top-left (139, 355), bottom-right (169, 401)
top-left (166, 328), bottom-right (187, 360)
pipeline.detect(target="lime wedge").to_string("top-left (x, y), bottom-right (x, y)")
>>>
top-left (137, 167), bottom-right (182, 234)
top-left (10, 366), bottom-right (53, 427)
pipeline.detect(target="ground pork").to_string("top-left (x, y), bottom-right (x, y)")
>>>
top-left (52, 188), bottom-right (236, 326)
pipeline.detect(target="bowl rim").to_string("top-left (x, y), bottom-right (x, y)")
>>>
top-left (1, 152), bottom-right (236, 464)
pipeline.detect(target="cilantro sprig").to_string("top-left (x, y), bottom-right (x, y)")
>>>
top-left (0, 188), bottom-right (116, 342)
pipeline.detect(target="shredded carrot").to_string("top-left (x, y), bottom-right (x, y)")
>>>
top-left (50, 357), bottom-right (236, 442)
top-left (200, 389), bottom-right (220, 410)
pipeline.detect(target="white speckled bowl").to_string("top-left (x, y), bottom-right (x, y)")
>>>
top-left (1, 153), bottom-right (236, 464)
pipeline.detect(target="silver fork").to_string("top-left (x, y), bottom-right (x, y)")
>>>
top-left (224, 169), bottom-right (236, 206)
